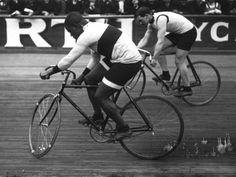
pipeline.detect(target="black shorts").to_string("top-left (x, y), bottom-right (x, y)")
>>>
top-left (166, 27), bottom-right (197, 51)
top-left (85, 58), bottom-right (141, 90)
top-left (103, 61), bottom-right (141, 89)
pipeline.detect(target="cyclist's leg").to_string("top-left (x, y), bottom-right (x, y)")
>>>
top-left (95, 62), bottom-right (141, 140)
top-left (95, 83), bottom-right (132, 140)
top-left (174, 27), bottom-right (197, 96)
top-left (175, 48), bottom-right (190, 87)
top-left (84, 63), bottom-right (107, 118)
top-left (157, 37), bottom-right (173, 71)
top-left (95, 83), bottom-right (126, 126)
top-left (174, 49), bottom-right (194, 97)
top-left (155, 37), bottom-right (174, 81)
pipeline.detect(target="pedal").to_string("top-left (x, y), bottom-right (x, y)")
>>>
top-left (173, 88), bottom-right (193, 98)
top-left (78, 119), bottom-right (104, 127)
top-left (152, 77), bottom-right (171, 85)
top-left (152, 77), bottom-right (161, 85)
top-left (106, 138), bottom-right (119, 144)
top-left (78, 121), bottom-right (90, 127)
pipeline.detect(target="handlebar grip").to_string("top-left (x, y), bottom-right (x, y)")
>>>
top-left (40, 65), bottom-right (56, 80)
top-left (45, 65), bottom-right (56, 71)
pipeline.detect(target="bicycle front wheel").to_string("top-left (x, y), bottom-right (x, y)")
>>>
top-left (182, 61), bottom-right (221, 106)
top-left (29, 93), bottom-right (61, 158)
top-left (120, 96), bottom-right (184, 160)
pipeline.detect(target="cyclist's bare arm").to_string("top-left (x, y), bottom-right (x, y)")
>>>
top-left (153, 16), bottom-right (168, 60)
top-left (137, 24), bottom-right (153, 49)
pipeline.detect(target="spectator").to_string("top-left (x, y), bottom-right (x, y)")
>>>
top-left (84, 1), bottom-right (98, 14)
top-left (148, 0), bottom-right (165, 12)
top-left (25, 0), bottom-right (36, 10)
top-left (118, 0), bottom-right (124, 14)
top-left (139, 0), bottom-right (149, 7)
top-left (94, 0), bottom-right (106, 14)
top-left (107, 0), bottom-right (119, 14)
top-left (180, 0), bottom-right (190, 14)
top-left (124, 0), bottom-right (140, 14)
top-left (33, 0), bottom-right (65, 16)
top-left (57, 0), bottom-right (66, 14)
top-left (169, 0), bottom-right (188, 14)
top-left (219, 0), bottom-right (236, 15)
top-left (65, 0), bottom-right (88, 14)
top-left (0, 0), bottom-right (8, 14)
top-left (185, 0), bottom-right (205, 14)
top-left (228, 0), bottom-right (236, 14)
top-left (203, 0), bottom-right (222, 15)
top-left (95, 0), bottom-right (119, 14)
top-left (160, 0), bottom-right (173, 11)
top-left (218, 0), bottom-right (230, 14)
top-left (7, 0), bottom-right (34, 16)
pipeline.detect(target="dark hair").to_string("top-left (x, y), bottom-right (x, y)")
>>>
top-left (64, 11), bottom-right (88, 28)
top-left (135, 6), bottom-right (152, 18)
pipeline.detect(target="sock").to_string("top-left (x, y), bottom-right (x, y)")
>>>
top-left (162, 71), bottom-right (170, 76)
top-left (183, 86), bottom-right (192, 91)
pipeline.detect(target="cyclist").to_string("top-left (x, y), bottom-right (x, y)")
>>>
top-left (135, 6), bottom-right (197, 96)
top-left (40, 12), bottom-right (142, 140)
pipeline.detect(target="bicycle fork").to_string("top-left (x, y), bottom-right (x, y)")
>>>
top-left (39, 94), bottom-right (59, 127)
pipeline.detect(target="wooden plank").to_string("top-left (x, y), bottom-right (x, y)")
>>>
top-left (0, 53), bottom-right (235, 177)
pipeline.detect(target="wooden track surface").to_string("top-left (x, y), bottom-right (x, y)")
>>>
top-left (0, 53), bottom-right (235, 177)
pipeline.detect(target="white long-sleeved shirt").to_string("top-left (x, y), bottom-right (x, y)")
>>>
top-left (58, 22), bottom-right (142, 70)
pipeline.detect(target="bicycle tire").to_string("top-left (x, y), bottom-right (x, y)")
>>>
top-left (113, 68), bottom-right (146, 108)
top-left (29, 93), bottom-right (61, 158)
top-left (179, 61), bottom-right (221, 106)
top-left (119, 95), bottom-right (184, 160)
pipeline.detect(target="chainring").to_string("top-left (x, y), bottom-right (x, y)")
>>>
top-left (89, 120), bottom-right (116, 143)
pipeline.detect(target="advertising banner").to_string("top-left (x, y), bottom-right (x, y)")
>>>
top-left (0, 15), bottom-right (236, 52)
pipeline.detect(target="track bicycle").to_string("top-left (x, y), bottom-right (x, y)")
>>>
top-left (126, 49), bottom-right (221, 106)
top-left (28, 66), bottom-right (184, 160)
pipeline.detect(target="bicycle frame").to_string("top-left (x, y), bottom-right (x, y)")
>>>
top-left (186, 55), bottom-right (201, 87)
top-left (122, 88), bottom-right (154, 132)
top-left (39, 69), bottom-right (153, 136)
top-left (142, 53), bottom-right (202, 91)
top-left (30, 66), bottom-right (185, 160)
top-left (38, 69), bottom-right (102, 132)
top-left (65, 84), bottom-right (153, 133)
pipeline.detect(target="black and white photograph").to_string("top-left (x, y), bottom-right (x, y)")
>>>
top-left (0, 0), bottom-right (235, 176)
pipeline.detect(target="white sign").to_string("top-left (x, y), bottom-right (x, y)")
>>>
top-left (4, 18), bottom-right (134, 48)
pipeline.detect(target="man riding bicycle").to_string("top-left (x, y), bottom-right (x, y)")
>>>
top-left (135, 7), bottom-right (197, 96)
top-left (40, 12), bottom-right (142, 140)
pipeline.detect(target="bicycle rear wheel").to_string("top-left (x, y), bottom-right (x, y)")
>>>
top-left (181, 61), bottom-right (221, 106)
top-left (125, 67), bottom-right (146, 96)
top-left (29, 93), bottom-right (61, 158)
top-left (120, 96), bottom-right (184, 160)
top-left (113, 68), bottom-right (146, 107)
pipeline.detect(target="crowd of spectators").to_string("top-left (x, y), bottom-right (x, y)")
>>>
top-left (0, 0), bottom-right (236, 16)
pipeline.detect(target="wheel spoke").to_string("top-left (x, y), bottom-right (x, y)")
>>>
top-left (120, 96), bottom-right (184, 160)
top-left (29, 94), bottom-right (61, 158)
top-left (183, 61), bottom-right (221, 106)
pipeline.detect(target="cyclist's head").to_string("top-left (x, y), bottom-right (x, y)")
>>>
top-left (135, 7), bottom-right (153, 25)
top-left (64, 11), bottom-right (88, 39)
